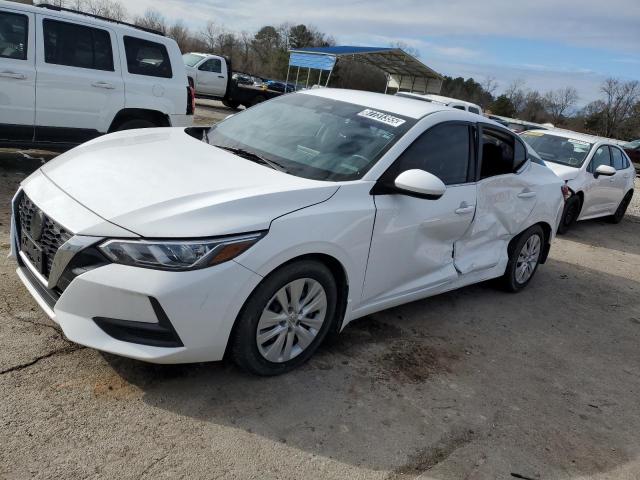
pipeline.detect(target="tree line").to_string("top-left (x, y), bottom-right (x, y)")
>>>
top-left (43, 0), bottom-right (640, 140)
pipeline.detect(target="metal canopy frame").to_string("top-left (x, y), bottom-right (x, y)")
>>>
top-left (287, 46), bottom-right (443, 94)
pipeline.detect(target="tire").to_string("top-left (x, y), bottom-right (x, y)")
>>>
top-left (557, 194), bottom-right (581, 234)
top-left (113, 118), bottom-right (158, 131)
top-left (608, 191), bottom-right (633, 224)
top-left (230, 260), bottom-right (338, 376)
top-left (222, 99), bottom-right (240, 110)
top-left (501, 225), bottom-right (545, 293)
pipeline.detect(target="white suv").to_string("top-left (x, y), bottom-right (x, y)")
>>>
top-left (0, 1), bottom-right (193, 149)
top-left (521, 129), bottom-right (635, 232)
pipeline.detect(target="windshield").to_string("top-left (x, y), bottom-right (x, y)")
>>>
top-left (521, 131), bottom-right (593, 167)
top-left (205, 94), bottom-right (416, 181)
top-left (624, 139), bottom-right (640, 149)
top-left (183, 53), bottom-right (204, 67)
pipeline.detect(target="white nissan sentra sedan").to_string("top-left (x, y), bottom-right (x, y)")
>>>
top-left (521, 129), bottom-right (636, 233)
top-left (10, 89), bottom-right (565, 375)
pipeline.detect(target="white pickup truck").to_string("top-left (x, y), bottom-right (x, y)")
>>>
top-left (183, 53), bottom-right (284, 109)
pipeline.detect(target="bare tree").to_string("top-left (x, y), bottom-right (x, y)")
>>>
top-left (167, 21), bottom-right (191, 52)
top-left (134, 9), bottom-right (167, 35)
top-left (481, 76), bottom-right (498, 97)
top-left (544, 86), bottom-right (578, 125)
top-left (505, 79), bottom-right (527, 114)
top-left (389, 41), bottom-right (420, 58)
top-left (600, 78), bottom-right (640, 138)
top-left (200, 21), bottom-right (225, 53)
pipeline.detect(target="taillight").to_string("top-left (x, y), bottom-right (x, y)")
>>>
top-left (561, 183), bottom-right (571, 201)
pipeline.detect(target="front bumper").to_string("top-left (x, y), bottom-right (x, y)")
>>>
top-left (11, 196), bottom-right (263, 364)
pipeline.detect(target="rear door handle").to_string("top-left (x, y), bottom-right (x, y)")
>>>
top-left (0, 71), bottom-right (26, 80)
top-left (517, 191), bottom-right (537, 199)
top-left (91, 81), bottom-right (115, 89)
top-left (218, 75), bottom-right (225, 79)
top-left (455, 205), bottom-right (475, 215)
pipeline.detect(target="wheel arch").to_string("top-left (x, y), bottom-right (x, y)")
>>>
top-left (225, 253), bottom-right (350, 358)
top-left (508, 221), bottom-right (553, 265)
top-left (108, 109), bottom-right (171, 132)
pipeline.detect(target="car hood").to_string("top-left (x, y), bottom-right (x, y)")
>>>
top-left (40, 128), bottom-right (339, 238)
top-left (544, 161), bottom-right (580, 181)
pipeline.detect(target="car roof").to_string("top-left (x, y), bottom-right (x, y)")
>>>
top-left (301, 88), bottom-right (455, 119)
top-left (2, 1), bottom-right (167, 40)
top-left (524, 128), bottom-right (621, 146)
top-left (396, 92), bottom-right (481, 109)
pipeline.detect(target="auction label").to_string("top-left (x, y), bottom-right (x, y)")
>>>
top-left (358, 109), bottom-right (406, 127)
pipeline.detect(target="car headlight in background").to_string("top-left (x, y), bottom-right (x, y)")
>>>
top-left (98, 232), bottom-right (265, 271)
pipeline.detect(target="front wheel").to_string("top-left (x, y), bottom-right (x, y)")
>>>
top-left (557, 195), bottom-right (581, 234)
top-left (608, 191), bottom-right (633, 224)
top-left (501, 225), bottom-right (545, 292)
top-left (230, 260), bottom-right (338, 376)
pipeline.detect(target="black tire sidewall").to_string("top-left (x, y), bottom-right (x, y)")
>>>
top-left (231, 260), bottom-right (338, 376)
top-left (503, 225), bottom-right (545, 292)
top-left (610, 191), bottom-right (632, 224)
top-left (557, 195), bottom-right (581, 234)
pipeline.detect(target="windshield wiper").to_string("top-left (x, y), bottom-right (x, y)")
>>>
top-left (213, 145), bottom-right (288, 173)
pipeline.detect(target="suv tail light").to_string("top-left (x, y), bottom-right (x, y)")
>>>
top-left (186, 78), bottom-right (195, 115)
top-left (561, 183), bottom-right (571, 201)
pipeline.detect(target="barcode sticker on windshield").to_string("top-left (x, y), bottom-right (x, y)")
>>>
top-left (358, 109), bottom-right (406, 127)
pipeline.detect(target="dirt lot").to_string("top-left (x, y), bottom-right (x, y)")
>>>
top-left (1, 106), bottom-right (639, 479)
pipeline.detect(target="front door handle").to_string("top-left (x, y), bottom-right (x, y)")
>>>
top-left (218, 75), bottom-right (225, 79)
top-left (91, 81), bottom-right (115, 89)
top-left (455, 205), bottom-right (475, 215)
top-left (0, 71), bottom-right (26, 80)
top-left (517, 191), bottom-right (537, 199)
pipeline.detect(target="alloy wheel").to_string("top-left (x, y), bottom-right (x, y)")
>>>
top-left (515, 234), bottom-right (541, 284)
top-left (256, 278), bottom-right (328, 363)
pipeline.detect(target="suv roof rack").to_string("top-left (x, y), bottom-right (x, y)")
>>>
top-left (36, 4), bottom-right (165, 37)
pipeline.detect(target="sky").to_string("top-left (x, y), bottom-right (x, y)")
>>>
top-left (128, 0), bottom-right (640, 105)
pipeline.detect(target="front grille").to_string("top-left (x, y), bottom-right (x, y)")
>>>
top-left (17, 194), bottom-right (72, 279)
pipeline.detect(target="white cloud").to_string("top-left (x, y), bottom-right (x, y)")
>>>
top-left (127, 0), bottom-right (640, 52)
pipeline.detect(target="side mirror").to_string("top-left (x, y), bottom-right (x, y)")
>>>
top-left (394, 169), bottom-right (446, 200)
top-left (594, 165), bottom-right (616, 178)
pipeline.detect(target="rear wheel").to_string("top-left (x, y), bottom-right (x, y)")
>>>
top-left (222, 99), bottom-right (240, 110)
top-left (557, 195), bottom-right (581, 234)
top-left (608, 191), bottom-right (633, 224)
top-left (249, 95), bottom-right (266, 107)
top-left (230, 260), bottom-right (338, 376)
top-left (501, 225), bottom-right (545, 292)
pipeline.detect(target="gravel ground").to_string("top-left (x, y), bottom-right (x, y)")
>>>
top-left (1, 120), bottom-right (639, 479)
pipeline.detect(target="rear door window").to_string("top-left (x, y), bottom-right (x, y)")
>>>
top-left (43, 19), bottom-right (113, 71)
top-left (124, 36), bottom-right (172, 78)
top-left (480, 127), bottom-right (519, 179)
top-left (0, 10), bottom-right (28, 60)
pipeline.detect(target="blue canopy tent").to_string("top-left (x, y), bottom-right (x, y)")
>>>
top-left (287, 46), bottom-right (443, 94)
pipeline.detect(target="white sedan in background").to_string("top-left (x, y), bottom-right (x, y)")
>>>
top-left (521, 130), bottom-right (635, 233)
top-left (11, 89), bottom-right (564, 376)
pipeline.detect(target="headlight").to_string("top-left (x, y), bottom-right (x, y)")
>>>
top-left (98, 232), bottom-right (264, 271)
